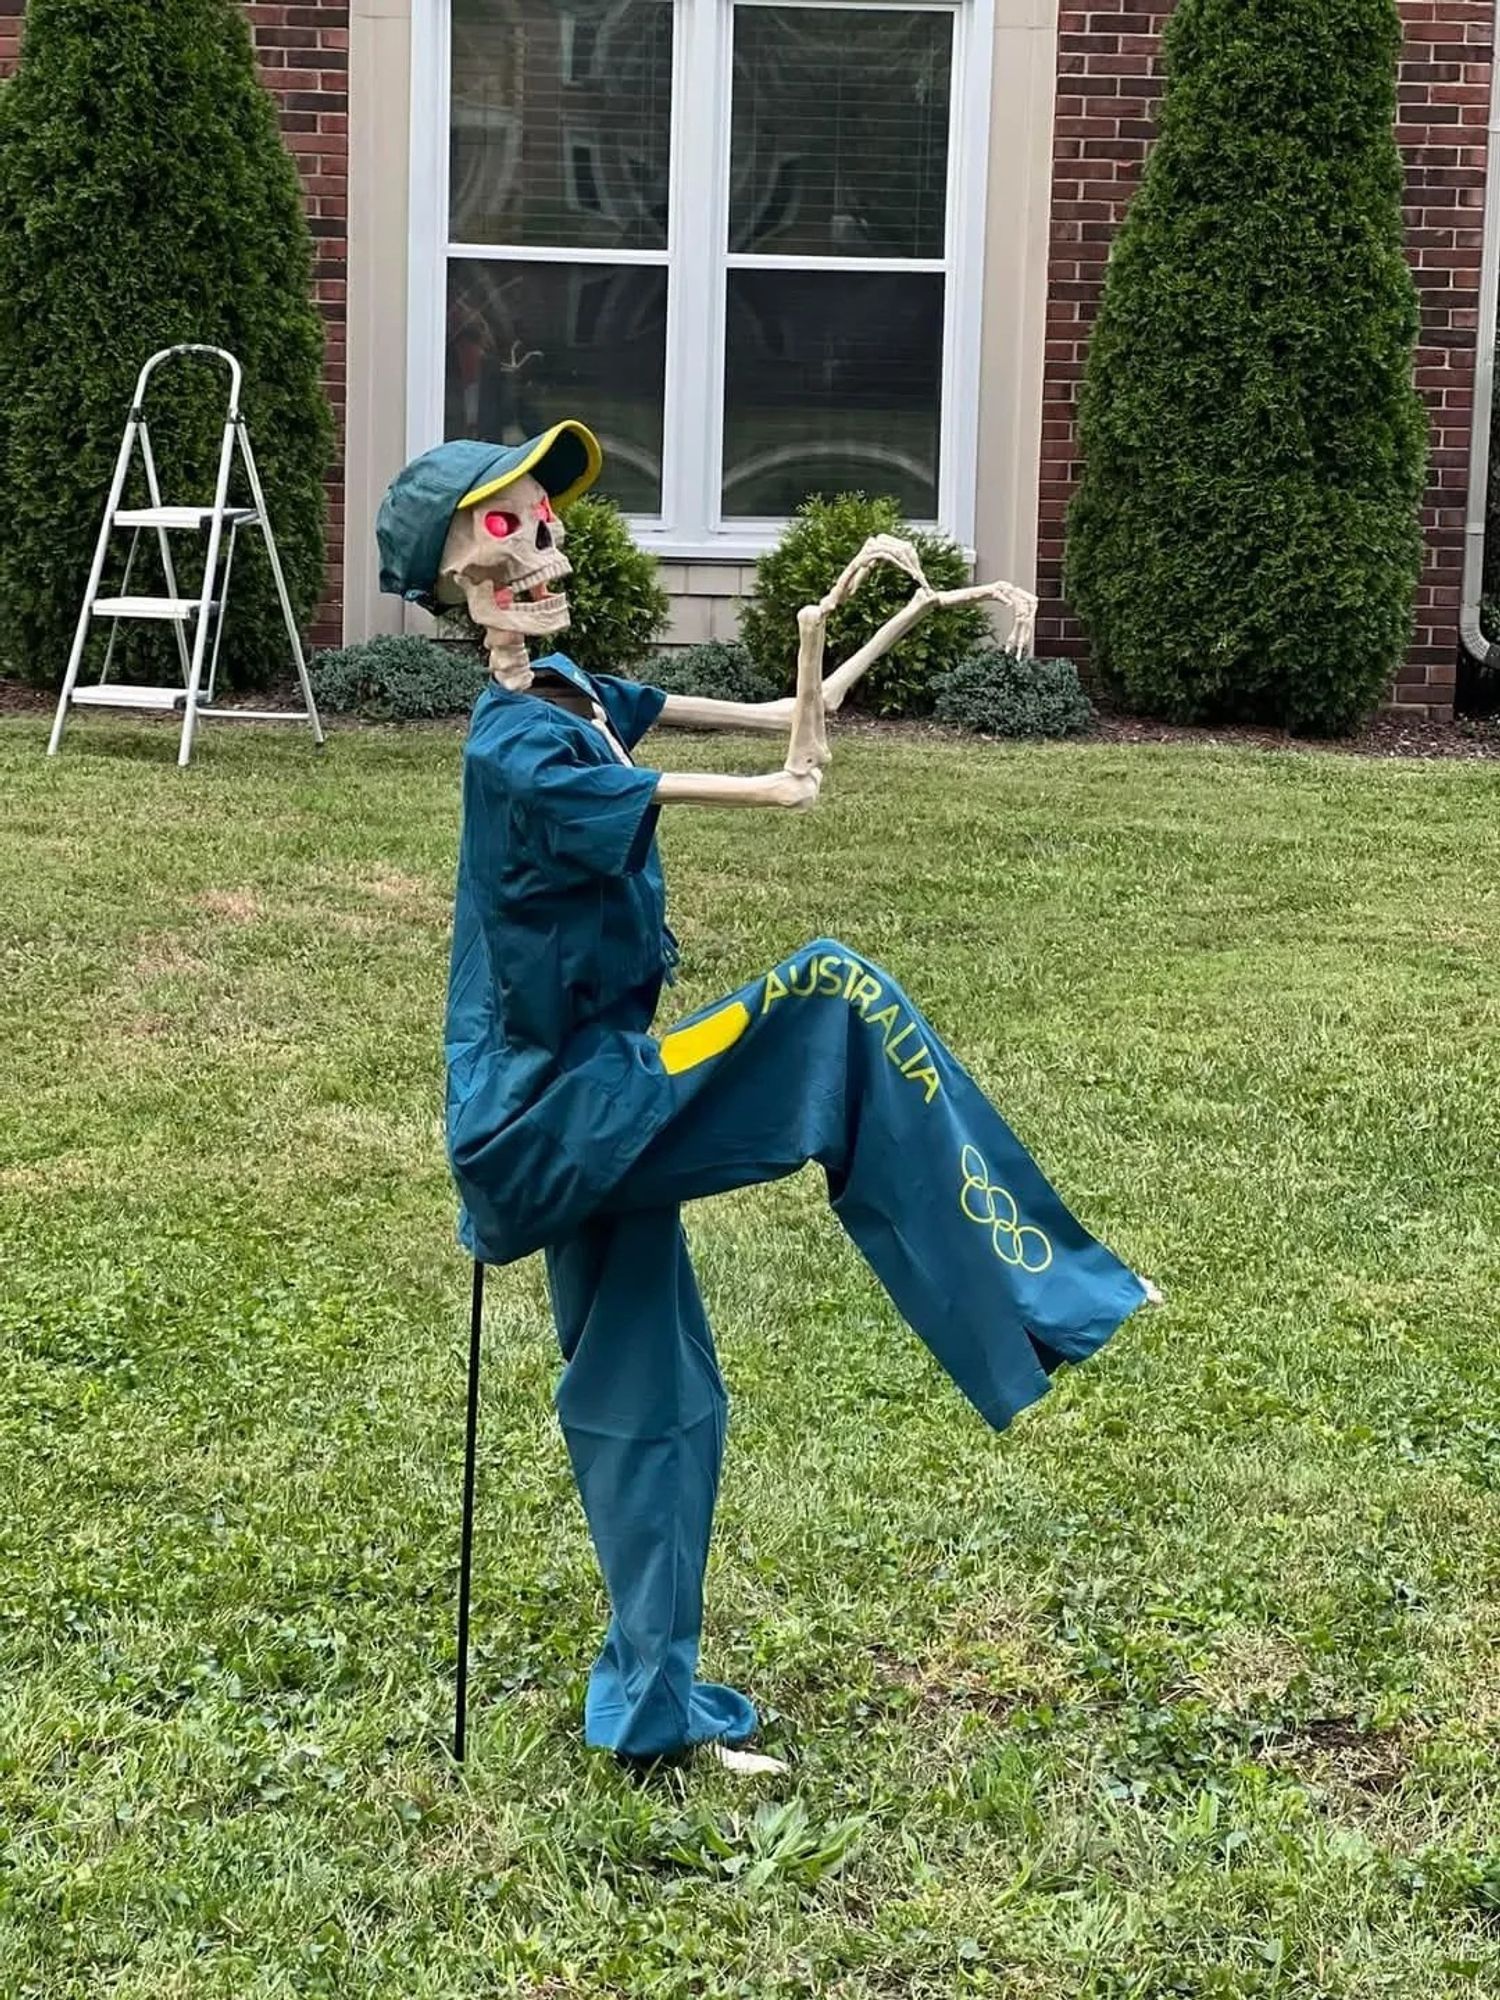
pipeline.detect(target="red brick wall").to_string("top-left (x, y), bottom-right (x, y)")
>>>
top-left (1041, 0), bottom-right (1495, 721)
top-left (0, 3), bottom-right (21, 77)
top-left (0, 0), bottom-right (349, 647)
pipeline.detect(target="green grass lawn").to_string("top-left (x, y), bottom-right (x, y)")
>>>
top-left (3, 715), bottom-right (1500, 1999)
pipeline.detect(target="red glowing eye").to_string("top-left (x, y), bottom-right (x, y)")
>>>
top-left (484, 510), bottom-right (521, 539)
top-left (537, 497), bottom-right (554, 523)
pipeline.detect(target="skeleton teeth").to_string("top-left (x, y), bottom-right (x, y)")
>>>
top-left (510, 557), bottom-right (571, 592)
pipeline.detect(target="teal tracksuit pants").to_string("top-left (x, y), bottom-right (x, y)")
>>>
top-left (545, 938), bottom-right (1147, 1759)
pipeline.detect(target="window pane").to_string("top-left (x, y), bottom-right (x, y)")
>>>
top-left (722, 270), bottom-right (942, 518)
top-left (450, 0), bottom-right (673, 252)
top-left (447, 259), bottom-right (667, 514)
top-left (729, 7), bottom-right (952, 259)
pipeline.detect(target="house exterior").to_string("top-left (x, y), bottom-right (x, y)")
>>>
top-left (1, 0), bottom-right (1493, 718)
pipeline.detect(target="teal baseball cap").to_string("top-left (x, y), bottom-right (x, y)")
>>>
top-left (377, 420), bottom-right (602, 604)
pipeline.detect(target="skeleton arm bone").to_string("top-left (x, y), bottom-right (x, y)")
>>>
top-left (654, 767), bottom-right (821, 809)
top-left (649, 540), bottom-right (931, 740)
top-left (657, 693), bottom-right (795, 734)
top-left (647, 585), bottom-right (827, 807)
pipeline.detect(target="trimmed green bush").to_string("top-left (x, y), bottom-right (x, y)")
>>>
top-left (311, 636), bottom-right (487, 722)
top-left (0, 0), bottom-right (333, 690)
top-left (933, 651), bottom-right (1095, 739)
top-left (741, 494), bottom-right (987, 718)
top-left (1065, 0), bottom-right (1426, 735)
top-left (553, 496), bottom-right (669, 675)
top-left (638, 643), bottom-right (779, 705)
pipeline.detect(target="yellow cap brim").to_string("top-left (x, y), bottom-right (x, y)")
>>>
top-left (458, 420), bottom-right (604, 512)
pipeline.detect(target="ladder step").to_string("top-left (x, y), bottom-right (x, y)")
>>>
top-left (71, 684), bottom-right (187, 711)
top-left (91, 596), bottom-right (216, 621)
top-left (113, 506), bottom-right (260, 530)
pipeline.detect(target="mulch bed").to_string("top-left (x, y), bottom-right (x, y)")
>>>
top-left (7, 676), bottom-right (1499, 760)
top-left (1091, 709), bottom-right (1500, 761)
top-left (0, 679), bottom-right (52, 716)
top-left (836, 704), bottom-right (1500, 760)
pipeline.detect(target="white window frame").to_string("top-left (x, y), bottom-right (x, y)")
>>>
top-left (408, 0), bottom-right (995, 560)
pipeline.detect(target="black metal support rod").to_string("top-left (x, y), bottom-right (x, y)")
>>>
top-left (454, 1259), bottom-right (486, 1763)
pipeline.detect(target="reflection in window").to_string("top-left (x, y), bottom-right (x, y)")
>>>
top-left (722, 271), bottom-right (944, 520)
top-left (446, 260), bottom-right (667, 514)
top-left (450, 0), bottom-right (673, 252)
top-left (730, 8), bottom-right (952, 259)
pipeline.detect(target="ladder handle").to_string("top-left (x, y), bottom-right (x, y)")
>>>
top-left (132, 347), bottom-right (244, 417)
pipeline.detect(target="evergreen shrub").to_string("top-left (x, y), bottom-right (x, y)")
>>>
top-left (553, 496), bottom-right (669, 675)
top-left (638, 643), bottom-right (779, 704)
top-left (0, 0), bottom-right (333, 689)
top-left (933, 651), bottom-right (1094, 738)
top-left (1065, 0), bottom-right (1426, 734)
top-left (741, 494), bottom-right (986, 718)
top-left (310, 635), bottom-right (487, 721)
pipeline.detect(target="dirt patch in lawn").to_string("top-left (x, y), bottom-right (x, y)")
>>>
top-left (195, 886), bottom-right (264, 924)
top-left (1257, 1715), bottom-right (1415, 1803)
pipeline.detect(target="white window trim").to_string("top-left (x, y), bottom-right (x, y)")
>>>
top-left (407, 0), bottom-right (994, 561)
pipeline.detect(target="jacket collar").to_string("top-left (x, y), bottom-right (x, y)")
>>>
top-left (529, 652), bottom-right (596, 699)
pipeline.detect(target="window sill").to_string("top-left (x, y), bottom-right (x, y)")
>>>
top-left (628, 526), bottom-right (783, 564)
top-left (627, 524), bottom-right (975, 569)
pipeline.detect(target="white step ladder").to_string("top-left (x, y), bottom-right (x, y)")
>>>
top-left (47, 346), bottom-right (325, 768)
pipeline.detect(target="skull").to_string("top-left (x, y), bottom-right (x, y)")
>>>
top-left (436, 473), bottom-right (572, 677)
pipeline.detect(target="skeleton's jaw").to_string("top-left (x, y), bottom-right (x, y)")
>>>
top-left (491, 589), bottom-right (572, 639)
top-left (482, 549), bottom-right (572, 617)
top-left (458, 580), bottom-right (572, 692)
top-left (460, 553), bottom-right (572, 649)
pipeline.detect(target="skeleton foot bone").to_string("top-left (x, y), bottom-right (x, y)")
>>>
top-left (706, 1742), bottom-right (792, 1778)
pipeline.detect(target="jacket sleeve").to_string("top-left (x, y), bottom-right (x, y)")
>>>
top-left (492, 727), bottom-right (662, 881)
top-left (592, 675), bottom-right (668, 751)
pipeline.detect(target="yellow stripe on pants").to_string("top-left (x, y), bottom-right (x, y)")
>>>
top-left (658, 1001), bottom-right (752, 1077)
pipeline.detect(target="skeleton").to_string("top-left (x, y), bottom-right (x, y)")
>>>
top-left (432, 463), bottom-right (1160, 1780)
top-left (436, 475), bottom-right (1041, 805)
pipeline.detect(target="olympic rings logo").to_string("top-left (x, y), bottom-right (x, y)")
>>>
top-left (960, 1146), bottom-right (1054, 1273)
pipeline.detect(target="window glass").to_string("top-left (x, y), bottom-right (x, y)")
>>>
top-left (450, 0), bottom-right (673, 252)
top-left (729, 7), bottom-right (952, 259)
top-left (722, 269), bottom-right (944, 518)
top-left (447, 259), bottom-right (668, 514)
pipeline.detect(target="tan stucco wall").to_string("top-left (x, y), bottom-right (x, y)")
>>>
top-left (346, 0), bottom-right (414, 641)
top-left (973, 0), bottom-right (1059, 598)
top-left (345, 0), bottom-right (1059, 642)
